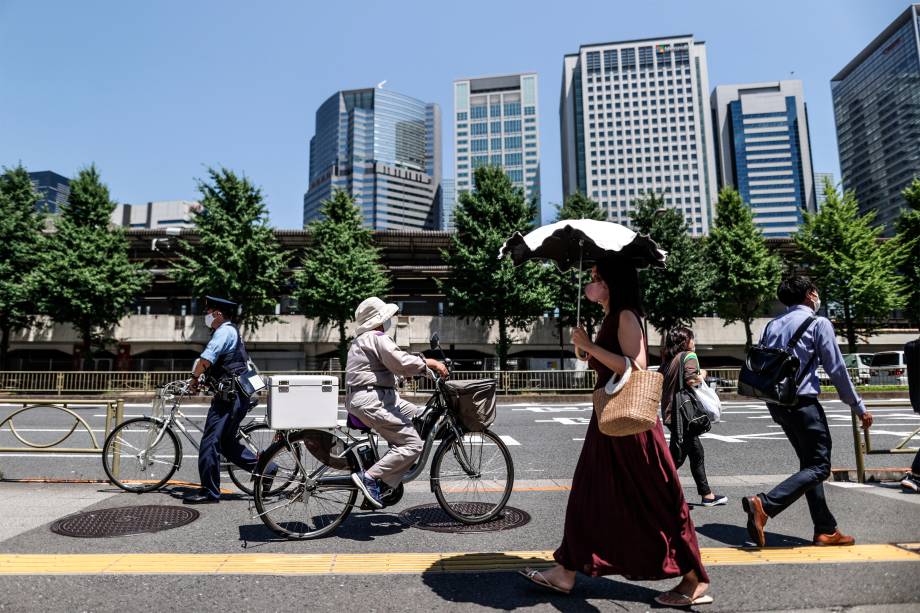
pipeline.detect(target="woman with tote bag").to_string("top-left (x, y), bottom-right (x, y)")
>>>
top-left (519, 254), bottom-right (712, 608)
top-left (661, 327), bottom-right (728, 508)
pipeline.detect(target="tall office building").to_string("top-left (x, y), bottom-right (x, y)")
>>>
top-left (831, 4), bottom-right (920, 235)
top-left (453, 73), bottom-right (541, 215)
top-left (440, 178), bottom-right (457, 230)
top-left (711, 80), bottom-right (816, 237)
top-left (28, 171), bottom-right (70, 214)
top-left (814, 171), bottom-right (835, 210)
top-left (560, 36), bottom-right (718, 236)
top-left (303, 87), bottom-right (442, 230)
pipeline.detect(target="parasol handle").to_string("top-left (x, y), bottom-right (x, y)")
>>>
top-left (575, 241), bottom-right (588, 361)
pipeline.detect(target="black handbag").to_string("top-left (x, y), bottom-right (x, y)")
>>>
top-left (738, 316), bottom-right (816, 406)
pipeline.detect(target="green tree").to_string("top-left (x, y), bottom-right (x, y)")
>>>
top-left (794, 182), bottom-right (907, 351)
top-left (706, 187), bottom-right (783, 349)
top-left (39, 165), bottom-right (150, 368)
top-left (173, 168), bottom-right (289, 331)
top-left (550, 193), bottom-right (606, 368)
top-left (0, 166), bottom-right (45, 369)
top-left (896, 177), bottom-right (920, 328)
top-left (441, 166), bottom-right (554, 370)
top-left (294, 190), bottom-right (389, 368)
top-left (630, 192), bottom-right (714, 342)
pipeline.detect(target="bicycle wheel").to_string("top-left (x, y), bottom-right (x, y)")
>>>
top-left (227, 423), bottom-right (276, 496)
top-left (431, 428), bottom-right (514, 524)
top-left (253, 430), bottom-right (357, 539)
top-left (102, 417), bottom-right (181, 493)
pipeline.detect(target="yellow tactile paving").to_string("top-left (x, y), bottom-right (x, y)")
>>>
top-left (0, 545), bottom-right (915, 576)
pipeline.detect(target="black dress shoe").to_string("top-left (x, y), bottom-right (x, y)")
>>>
top-left (183, 493), bottom-right (219, 504)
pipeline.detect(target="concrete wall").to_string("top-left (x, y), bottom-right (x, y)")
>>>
top-left (11, 315), bottom-right (915, 365)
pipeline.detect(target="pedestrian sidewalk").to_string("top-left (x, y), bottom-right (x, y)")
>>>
top-left (0, 482), bottom-right (120, 542)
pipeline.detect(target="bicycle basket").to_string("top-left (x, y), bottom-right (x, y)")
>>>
top-left (444, 379), bottom-right (497, 432)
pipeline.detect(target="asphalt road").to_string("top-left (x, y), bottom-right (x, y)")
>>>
top-left (0, 397), bottom-right (917, 612)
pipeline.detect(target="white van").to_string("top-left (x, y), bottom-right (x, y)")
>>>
top-left (869, 351), bottom-right (907, 385)
top-left (817, 353), bottom-right (873, 385)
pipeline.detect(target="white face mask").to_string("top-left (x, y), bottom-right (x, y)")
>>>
top-left (382, 318), bottom-right (393, 333)
top-left (204, 313), bottom-right (215, 328)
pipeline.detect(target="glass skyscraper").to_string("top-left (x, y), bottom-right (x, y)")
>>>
top-left (814, 172), bottom-right (835, 210)
top-left (453, 73), bottom-right (541, 217)
top-left (712, 80), bottom-right (816, 237)
top-left (440, 177), bottom-right (457, 231)
top-left (560, 36), bottom-right (718, 236)
top-left (28, 171), bottom-right (70, 214)
top-left (831, 4), bottom-right (920, 235)
top-left (303, 88), bottom-right (442, 230)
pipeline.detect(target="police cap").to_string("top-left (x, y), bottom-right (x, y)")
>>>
top-left (204, 296), bottom-right (239, 314)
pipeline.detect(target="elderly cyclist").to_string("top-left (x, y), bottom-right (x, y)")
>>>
top-left (345, 297), bottom-right (448, 508)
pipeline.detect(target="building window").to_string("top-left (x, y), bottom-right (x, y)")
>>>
top-left (504, 153), bottom-right (523, 166)
top-left (471, 105), bottom-right (487, 119)
top-left (490, 103), bottom-right (501, 117)
top-left (586, 50), bottom-right (601, 73)
top-left (491, 154), bottom-right (502, 166)
top-left (639, 46), bottom-right (653, 69)
top-left (456, 112), bottom-right (468, 121)
top-left (524, 106), bottom-right (536, 115)
top-left (472, 155), bottom-right (488, 168)
top-left (471, 139), bottom-right (488, 152)
top-left (621, 48), bottom-right (636, 71)
top-left (491, 121), bottom-right (501, 133)
top-left (504, 119), bottom-right (521, 133)
top-left (491, 137), bottom-right (502, 150)
top-left (603, 48), bottom-right (618, 72)
top-left (504, 102), bottom-right (521, 116)
top-left (471, 123), bottom-right (487, 135)
top-left (504, 136), bottom-right (522, 149)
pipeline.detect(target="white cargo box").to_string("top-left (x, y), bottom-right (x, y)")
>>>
top-left (267, 375), bottom-right (339, 429)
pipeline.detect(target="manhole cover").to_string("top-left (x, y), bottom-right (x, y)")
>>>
top-left (398, 503), bottom-right (530, 533)
top-left (50, 505), bottom-right (200, 538)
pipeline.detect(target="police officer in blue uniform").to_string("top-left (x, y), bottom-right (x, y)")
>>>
top-left (183, 296), bottom-right (270, 504)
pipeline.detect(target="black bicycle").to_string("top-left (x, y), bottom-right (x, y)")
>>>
top-left (251, 334), bottom-right (514, 539)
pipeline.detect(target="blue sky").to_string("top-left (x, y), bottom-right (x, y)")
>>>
top-left (0, 1), bottom-right (905, 228)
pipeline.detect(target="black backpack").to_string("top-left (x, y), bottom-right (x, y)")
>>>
top-left (738, 316), bottom-right (816, 406)
top-left (670, 352), bottom-right (711, 444)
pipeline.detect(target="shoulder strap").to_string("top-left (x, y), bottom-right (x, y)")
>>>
top-left (786, 316), bottom-right (816, 350)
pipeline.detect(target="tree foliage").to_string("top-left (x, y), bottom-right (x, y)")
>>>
top-left (173, 168), bottom-right (289, 331)
top-left (706, 187), bottom-right (783, 349)
top-left (294, 189), bottom-right (389, 367)
top-left (39, 165), bottom-right (150, 367)
top-left (793, 181), bottom-right (907, 351)
top-left (0, 165), bottom-right (45, 369)
top-left (440, 166), bottom-right (554, 369)
top-left (896, 177), bottom-right (920, 328)
top-left (629, 192), bottom-right (714, 338)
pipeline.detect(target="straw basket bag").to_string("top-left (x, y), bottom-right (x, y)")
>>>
top-left (592, 357), bottom-right (663, 436)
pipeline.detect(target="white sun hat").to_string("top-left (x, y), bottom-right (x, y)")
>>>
top-left (354, 297), bottom-right (399, 336)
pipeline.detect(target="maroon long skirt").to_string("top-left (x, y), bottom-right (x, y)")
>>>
top-left (553, 412), bottom-right (710, 582)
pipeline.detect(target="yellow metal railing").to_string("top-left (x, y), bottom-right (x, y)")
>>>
top-left (0, 367), bottom-right (882, 395)
top-left (0, 398), bottom-right (124, 454)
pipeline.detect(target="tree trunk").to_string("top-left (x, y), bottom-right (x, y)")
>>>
top-left (337, 320), bottom-right (348, 371)
top-left (81, 326), bottom-right (93, 371)
top-left (742, 306), bottom-right (754, 351)
top-left (0, 318), bottom-right (9, 371)
top-left (842, 300), bottom-right (857, 353)
top-left (497, 318), bottom-right (509, 372)
top-left (557, 318), bottom-right (565, 371)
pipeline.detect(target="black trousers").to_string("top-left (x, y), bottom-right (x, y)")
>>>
top-left (912, 448), bottom-right (920, 476)
top-left (669, 433), bottom-right (712, 497)
top-left (760, 398), bottom-right (837, 535)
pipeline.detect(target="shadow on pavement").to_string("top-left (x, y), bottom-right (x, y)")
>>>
top-left (237, 511), bottom-right (408, 546)
top-left (696, 522), bottom-right (810, 547)
top-left (422, 553), bottom-right (660, 612)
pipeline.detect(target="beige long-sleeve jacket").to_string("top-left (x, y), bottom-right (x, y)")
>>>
top-left (345, 331), bottom-right (427, 388)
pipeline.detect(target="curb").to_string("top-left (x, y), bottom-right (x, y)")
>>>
top-left (831, 468), bottom-right (910, 483)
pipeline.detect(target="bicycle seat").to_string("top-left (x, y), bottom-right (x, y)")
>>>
top-left (346, 413), bottom-right (372, 433)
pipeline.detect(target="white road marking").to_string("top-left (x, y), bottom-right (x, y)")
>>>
top-left (499, 435), bottom-right (521, 446)
top-left (512, 406), bottom-right (590, 413)
top-left (535, 417), bottom-right (590, 425)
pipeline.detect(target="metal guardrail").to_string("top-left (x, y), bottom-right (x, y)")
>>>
top-left (0, 367), bottom-right (886, 395)
top-left (0, 398), bottom-right (124, 454)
